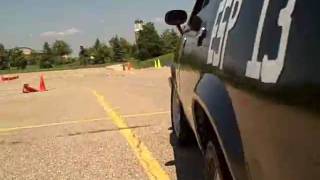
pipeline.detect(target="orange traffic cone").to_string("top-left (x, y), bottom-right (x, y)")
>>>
top-left (128, 62), bottom-right (132, 71)
top-left (39, 75), bottom-right (47, 92)
top-left (8, 75), bottom-right (19, 81)
top-left (1, 75), bottom-right (19, 82)
top-left (23, 84), bottom-right (38, 93)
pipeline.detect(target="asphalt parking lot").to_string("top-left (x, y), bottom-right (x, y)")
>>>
top-left (0, 67), bottom-right (204, 180)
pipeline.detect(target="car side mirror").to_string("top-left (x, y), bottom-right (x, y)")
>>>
top-left (165, 10), bottom-right (188, 34)
top-left (189, 15), bottom-right (202, 32)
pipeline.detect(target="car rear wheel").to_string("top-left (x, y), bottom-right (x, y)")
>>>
top-left (171, 86), bottom-right (192, 145)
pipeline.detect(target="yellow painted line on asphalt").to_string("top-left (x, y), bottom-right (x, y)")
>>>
top-left (0, 111), bottom-right (169, 133)
top-left (92, 90), bottom-right (170, 180)
top-left (122, 111), bottom-right (170, 118)
top-left (0, 117), bottom-right (109, 133)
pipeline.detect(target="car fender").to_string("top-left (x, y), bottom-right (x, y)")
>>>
top-left (193, 73), bottom-right (248, 179)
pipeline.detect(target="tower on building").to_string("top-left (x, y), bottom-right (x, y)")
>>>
top-left (134, 19), bottom-right (144, 42)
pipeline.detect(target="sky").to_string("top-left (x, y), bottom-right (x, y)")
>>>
top-left (0, 0), bottom-right (195, 56)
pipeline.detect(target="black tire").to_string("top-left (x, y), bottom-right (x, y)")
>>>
top-left (195, 104), bottom-right (233, 180)
top-left (171, 85), bottom-right (193, 145)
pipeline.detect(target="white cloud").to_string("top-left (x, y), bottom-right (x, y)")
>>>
top-left (40, 31), bottom-right (56, 37)
top-left (99, 19), bottom-right (105, 23)
top-left (40, 28), bottom-right (81, 37)
top-left (64, 28), bottom-right (80, 35)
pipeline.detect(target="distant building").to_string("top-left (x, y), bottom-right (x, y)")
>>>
top-left (62, 54), bottom-right (69, 59)
top-left (134, 19), bottom-right (144, 42)
top-left (17, 47), bottom-right (33, 55)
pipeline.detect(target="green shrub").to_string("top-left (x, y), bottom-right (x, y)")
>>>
top-left (132, 53), bottom-right (173, 69)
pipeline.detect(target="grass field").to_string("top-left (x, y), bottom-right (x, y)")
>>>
top-left (0, 62), bottom-right (117, 75)
top-left (131, 53), bottom-right (173, 69)
top-left (0, 53), bottom-right (174, 75)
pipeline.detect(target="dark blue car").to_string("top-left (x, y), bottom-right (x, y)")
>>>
top-left (166, 0), bottom-right (320, 179)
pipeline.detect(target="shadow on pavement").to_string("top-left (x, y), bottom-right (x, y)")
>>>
top-left (167, 132), bottom-right (205, 180)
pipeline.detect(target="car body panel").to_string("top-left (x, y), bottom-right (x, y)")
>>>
top-left (172, 0), bottom-right (320, 179)
top-left (226, 83), bottom-right (320, 180)
top-left (193, 74), bottom-right (248, 180)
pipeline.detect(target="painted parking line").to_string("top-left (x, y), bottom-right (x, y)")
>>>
top-left (122, 111), bottom-right (169, 118)
top-left (0, 111), bottom-right (170, 133)
top-left (0, 117), bottom-right (109, 133)
top-left (92, 90), bottom-right (170, 180)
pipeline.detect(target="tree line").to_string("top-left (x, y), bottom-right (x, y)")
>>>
top-left (0, 22), bottom-right (180, 70)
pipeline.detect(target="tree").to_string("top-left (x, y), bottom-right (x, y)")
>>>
top-left (8, 48), bottom-right (27, 69)
top-left (136, 22), bottom-right (163, 60)
top-left (131, 44), bottom-right (139, 59)
top-left (0, 44), bottom-right (9, 70)
top-left (109, 35), bottom-right (125, 62)
top-left (39, 42), bottom-right (54, 68)
top-left (85, 38), bottom-right (113, 64)
top-left (43, 42), bottom-right (52, 54)
top-left (52, 40), bottom-right (72, 56)
top-left (119, 37), bottom-right (132, 57)
top-left (96, 44), bottom-right (113, 63)
top-left (161, 29), bottom-right (180, 54)
top-left (30, 52), bottom-right (43, 66)
top-left (79, 45), bottom-right (88, 65)
top-left (25, 52), bottom-right (36, 65)
top-left (87, 45), bottom-right (113, 64)
top-left (52, 40), bottom-right (72, 65)
top-left (94, 38), bottom-right (101, 50)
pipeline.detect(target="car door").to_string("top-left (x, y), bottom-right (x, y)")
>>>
top-left (178, 0), bottom-right (215, 127)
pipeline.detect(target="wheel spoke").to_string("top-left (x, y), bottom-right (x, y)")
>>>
top-left (215, 171), bottom-right (222, 180)
top-left (205, 142), bottom-right (224, 180)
